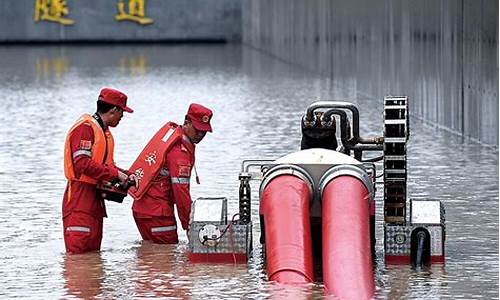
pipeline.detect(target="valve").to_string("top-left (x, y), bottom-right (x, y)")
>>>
top-left (199, 224), bottom-right (222, 247)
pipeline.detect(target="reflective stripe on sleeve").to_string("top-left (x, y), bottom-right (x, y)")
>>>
top-left (66, 226), bottom-right (91, 233)
top-left (72, 150), bottom-right (92, 159)
top-left (159, 168), bottom-right (170, 176)
top-left (171, 177), bottom-right (190, 184)
top-left (151, 225), bottom-right (177, 233)
top-left (161, 128), bottom-right (174, 142)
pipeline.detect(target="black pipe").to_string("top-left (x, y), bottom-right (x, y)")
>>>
top-left (322, 108), bottom-right (350, 149)
top-left (411, 229), bottom-right (431, 268)
top-left (301, 113), bottom-right (338, 151)
top-left (362, 155), bottom-right (384, 162)
top-left (239, 174), bottom-right (251, 224)
top-left (304, 101), bottom-right (362, 142)
top-left (304, 101), bottom-right (382, 145)
top-left (415, 232), bottom-right (426, 267)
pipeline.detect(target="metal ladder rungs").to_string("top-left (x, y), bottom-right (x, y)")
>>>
top-left (384, 137), bottom-right (407, 143)
top-left (384, 105), bottom-right (407, 109)
top-left (384, 119), bottom-right (407, 125)
top-left (384, 155), bottom-right (406, 160)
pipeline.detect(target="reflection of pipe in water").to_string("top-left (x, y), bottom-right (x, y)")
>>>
top-left (265, 283), bottom-right (316, 300)
top-left (385, 264), bottom-right (448, 299)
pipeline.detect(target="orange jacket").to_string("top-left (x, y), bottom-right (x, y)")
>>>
top-left (64, 114), bottom-right (115, 184)
top-left (131, 124), bottom-right (195, 230)
top-left (128, 122), bottom-right (182, 200)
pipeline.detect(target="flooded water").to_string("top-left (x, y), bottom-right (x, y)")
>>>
top-left (0, 44), bottom-right (497, 299)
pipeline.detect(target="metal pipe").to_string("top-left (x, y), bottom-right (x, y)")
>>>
top-left (362, 155), bottom-right (384, 162)
top-left (350, 144), bottom-right (384, 151)
top-left (319, 164), bottom-right (375, 199)
top-left (322, 108), bottom-right (350, 147)
top-left (240, 159), bottom-right (275, 173)
top-left (415, 231), bottom-right (427, 267)
top-left (304, 101), bottom-right (383, 145)
top-left (259, 164), bottom-right (314, 200)
top-left (304, 101), bottom-right (361, 141)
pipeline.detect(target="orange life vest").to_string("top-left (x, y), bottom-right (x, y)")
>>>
top-left (128, 122), bottom-right (182, 200)
top-left (64, 114), bottom-right (115, 184)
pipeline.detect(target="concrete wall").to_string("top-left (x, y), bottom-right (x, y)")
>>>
top-left (242, 0), bottom-right (498, 146)
top-left (0, 0), bottom-right (241, 42)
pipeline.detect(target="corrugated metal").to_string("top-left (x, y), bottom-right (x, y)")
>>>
top-left (242, 0), bottom-right (498, 146)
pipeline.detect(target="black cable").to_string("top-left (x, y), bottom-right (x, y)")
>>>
top-left (201, 213), bottom-right (240, 245)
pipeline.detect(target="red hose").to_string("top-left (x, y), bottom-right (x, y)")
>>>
top-left (261, 175), bottom-right (314, 284)
top-left (322, 175), bottom-right (374, 299)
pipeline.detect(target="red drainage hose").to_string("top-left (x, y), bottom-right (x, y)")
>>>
top-left (261, 174), bottom-right (314, 284)
top-left (322, 175), bottom-right (375, 300)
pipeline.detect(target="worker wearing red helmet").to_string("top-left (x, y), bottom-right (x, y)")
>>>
top-left (129, 103), bottom-right (213, 243)
top-left (62, 88), bottom-right (136, 254)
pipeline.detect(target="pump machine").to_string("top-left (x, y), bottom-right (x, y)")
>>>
top-left (187, 97), bottom-right (445, 298)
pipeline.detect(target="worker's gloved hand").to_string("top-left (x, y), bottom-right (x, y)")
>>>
top-left (117, 170), bottom-right (128, 184)
top-left (127, 174), bottom-right (139, 189)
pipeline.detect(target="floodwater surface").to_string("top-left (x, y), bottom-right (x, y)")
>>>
top-left (0, 44), bottom-right (497, 299)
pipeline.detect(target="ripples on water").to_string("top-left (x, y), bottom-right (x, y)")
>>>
top-left (0, 45), bottom-right (497, 299)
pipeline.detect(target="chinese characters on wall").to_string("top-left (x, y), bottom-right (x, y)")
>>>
top-left (34, 0), bottom-right (154, 26)
top-left (34, 0), bottom-right (74, 25)
top-left (116, 0), bottom-right (153, 25)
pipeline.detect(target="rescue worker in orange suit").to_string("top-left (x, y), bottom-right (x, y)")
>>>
top-left (62, 88), bottom-right (137, 254)
top-left (129, 103), bottom-right (213, 244)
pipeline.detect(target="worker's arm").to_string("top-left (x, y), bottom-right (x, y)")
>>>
top-left (70, 123), bottom-right (123, 182)
top-left (167, 145), bottom-right (193, 230)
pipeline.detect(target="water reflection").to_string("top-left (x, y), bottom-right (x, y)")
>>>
top-left (133, 242), bottom-right (191, 299)
top-left (36, 56), bottom-right (69, 82)
top-left (119, 54), bottom-right (148, 76)
top-left (380, 265), bottom-right (448, 299)
top-left (63, 253), bottom-right (104, 299)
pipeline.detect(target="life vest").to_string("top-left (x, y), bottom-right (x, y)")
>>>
top-left (64, 114), bottom-right (115, 184)
top-left (128, 122), bottom-right (182, 200)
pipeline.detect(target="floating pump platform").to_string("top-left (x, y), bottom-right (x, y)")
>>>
top-left (187, 97), bottom-right (446, 299)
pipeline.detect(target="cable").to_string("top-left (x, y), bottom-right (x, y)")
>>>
top-left (201, 213), bottom-right (240, 245)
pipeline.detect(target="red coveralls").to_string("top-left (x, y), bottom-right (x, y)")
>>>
top-left (132, 130), bottom-right (195, 244)
top-left (62, 121), bottom-right (120, 254)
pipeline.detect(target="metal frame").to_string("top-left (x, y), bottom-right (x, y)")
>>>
top-left (318, 164), bottom-right (375, 200)
top-left (259, 164), bottom-right (315, 200)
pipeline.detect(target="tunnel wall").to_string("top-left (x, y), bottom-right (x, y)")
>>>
top-left (242, 0), bottom-right (498, 146)
top-left (0, 0), bottom-right (241, 42)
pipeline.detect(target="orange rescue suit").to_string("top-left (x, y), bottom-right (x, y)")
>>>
top-left (131, 123), bottom-right (195, 231)
top-left (62, 113), bottom-right (122, 253)
top-left (64, 114), bottom-right (115, 184)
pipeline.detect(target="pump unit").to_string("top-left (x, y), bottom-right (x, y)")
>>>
top-left (187, 197), bottom-right (252, 263)
top-left (187, 97), bottom-right (445, 299)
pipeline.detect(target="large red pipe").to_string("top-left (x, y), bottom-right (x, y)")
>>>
top-left (261, 175), bottom-right (314, 284)
top-left (322, 175), bottom-right (374, 299)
